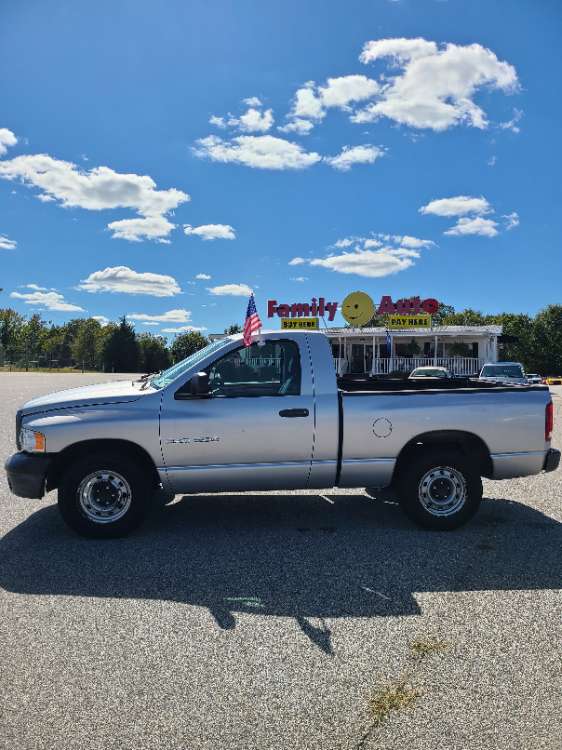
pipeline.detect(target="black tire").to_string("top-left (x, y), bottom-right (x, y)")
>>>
top-left (57, 452), bottom-right (153, 538)
top-left (396, 449), bottom-right (482, 530)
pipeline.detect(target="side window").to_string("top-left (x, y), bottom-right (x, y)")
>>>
top-left (207, 340), bottom-right (301, 398)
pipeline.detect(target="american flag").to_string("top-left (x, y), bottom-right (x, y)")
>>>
top-left (243, 293), bottom-right (262, 346)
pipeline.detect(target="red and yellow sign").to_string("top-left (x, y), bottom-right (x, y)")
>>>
top-left (387, 313), bottom-right (432, 329)
top-left (281, 317), bottom-right (319, 330)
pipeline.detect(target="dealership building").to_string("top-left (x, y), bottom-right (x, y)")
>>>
top-left (325, 324), bottom-right (502, 376)
top-left (211, 291), bottom-right (505, 377)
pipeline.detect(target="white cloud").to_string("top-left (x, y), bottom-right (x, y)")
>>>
top-left (503, 211), bottom-right (520, 230)
top-left (79, 266), bottom-right (181, 296)
top-left (360, 37), bottom-right (438, 65)
top-left (499, 108), bottom-right (523, 133)
top-left (207, 283), bottom-right (253, 296)
top-left (127, 308), bottom-right (191, 324)
top-left (184, 223), bottom-right (236, 240)
top-left (332, 233), bottom-right (433, 251)
top-left (444, 216), bottom-right (499, 237)
top-left (310, 247), bottom-right (418, 278)
top-left (488, 155), bottom-right (497, 167)
top-left (195, 273), bottom-right (211, 280)
top-left (288, 257), bottom-right (306, 265)
top-left (0, 235), bottom-right (17, 250)
top-left (209, 115), bottom-right (227, 128)
top-left (420, 194), bottom-right (516, 237)
top-left (278, 118), bottom-right (315, 135)
top-left (237, 107), bottom-right (274, 133)
top-left (325, 144), bottom-right (385, 171)
top-left (283, 75), bottom-right (379, 133)
top-left (291, 276), bottom-right (308, 282)
top-left (302, 234), bottom-right (432, 278)
top-left (292, 82), bottom-right (324, 120)
top-left (355, 38), bottom-right (518, 131)
top-left (11, 289), bottom-right (84, 312)
top-left (0, 154), bottom-right (189, 242)
top-left (318, 75), bottom-right (380, 108)
top-left (142, 322), bottom-right (159, 326)
top-left (0, 128), bottom-right (17, 156)
top-left (161, 325), bottom-right (207, 334)
top-left (391, 235), bottom-right (433, 249)
top-left (210, 98), bottom-right (273, 134)
top-left (107, 215), bottom-right (175, 242)
top-left (24, 283), bottom-right (49, 290)
top-left (419, 195), bottom-right (492, 217)
top-left (0, 155), bottom-right (188, 214)
top-left (193, 135), bottom-right (321, 170)
top-left (92, 315), bottom-right (110, 326)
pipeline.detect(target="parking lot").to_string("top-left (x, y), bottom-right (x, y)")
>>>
top-left (1, 373), bottom-right (560, 750)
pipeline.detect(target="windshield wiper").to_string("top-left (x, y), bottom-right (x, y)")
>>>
top-left (134, 371), bottom-right (161, 390)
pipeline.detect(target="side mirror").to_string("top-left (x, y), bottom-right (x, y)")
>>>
top-left (175, 371), bottom-right (210, 400)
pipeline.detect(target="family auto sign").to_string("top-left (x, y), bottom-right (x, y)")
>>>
top-left (267, 293), bottom-right (440, 327)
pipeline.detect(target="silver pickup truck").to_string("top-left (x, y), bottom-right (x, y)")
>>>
top-left (5, 331), bottom-right (560, 538)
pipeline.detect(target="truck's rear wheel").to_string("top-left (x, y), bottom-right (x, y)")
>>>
top-left (397, 449), bottom-right (482, 530)
top-left (58, 453), bottom-right (152, 538)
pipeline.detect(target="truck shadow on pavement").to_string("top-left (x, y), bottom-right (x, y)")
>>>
top-left (1, 493), bottom-right (560, 654)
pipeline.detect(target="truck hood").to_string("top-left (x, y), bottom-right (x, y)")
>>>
top-left (21, 379), bottom-right (149, 415)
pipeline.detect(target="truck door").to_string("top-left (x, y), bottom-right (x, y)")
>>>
top-left (159, 337), bottom-right (315, 492)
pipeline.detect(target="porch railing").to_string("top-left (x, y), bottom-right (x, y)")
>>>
top-left (335, 356), bottom-right (485, 376)
top-left (373, 357), bottom-right (484, 376)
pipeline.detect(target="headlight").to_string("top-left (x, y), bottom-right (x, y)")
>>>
top-left (20, 428), bottom-right (46, 453)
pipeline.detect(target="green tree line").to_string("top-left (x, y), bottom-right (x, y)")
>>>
top-left (0, 306), bottom-right (561, 374)
top-left (0, 311), bottom-right (210, 373)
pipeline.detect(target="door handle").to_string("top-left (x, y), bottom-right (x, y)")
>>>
top-left (279, 408), bottom-right (309, 418)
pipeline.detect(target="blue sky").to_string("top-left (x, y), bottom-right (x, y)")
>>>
top-left (1, 0), bottom-right (561, 336)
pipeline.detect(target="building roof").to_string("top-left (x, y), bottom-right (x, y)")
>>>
top-left (325, 325), bottom-right (502, 337)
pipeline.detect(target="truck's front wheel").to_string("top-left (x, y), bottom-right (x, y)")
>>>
top-left (397, 449), bottom-right (482, 530)
top-left (58, 453), bottom-right (152, 538)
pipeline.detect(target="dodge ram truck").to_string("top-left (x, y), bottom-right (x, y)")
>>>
top-left (5, 331), bottom-right (560, 537)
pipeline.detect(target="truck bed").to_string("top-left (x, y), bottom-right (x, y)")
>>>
top-left (336, 379), bottom-right (551, 488)
top-left (337, 375), bottom-right (548, 393)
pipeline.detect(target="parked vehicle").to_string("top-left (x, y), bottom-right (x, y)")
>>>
top-left (6, 331), bottom-right (559, 538)
top-left (545, 375), bottom-right (562, 385)
top-left (409, 366), bottom-right (452, 380)
top-left (478, 361), bottom-right (527, 385)
top-left (526, 373), bottom-right (543, 385)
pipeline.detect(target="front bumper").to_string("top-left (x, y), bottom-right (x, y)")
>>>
top-left (5, 452), bottom-right (52, 499)
top-left (543, 448), bottom-right (561, 473)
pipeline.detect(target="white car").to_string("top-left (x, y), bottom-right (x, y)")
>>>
top-left (409, 366), bottom-right (452, 380)
top-left (478, 362), bottom-right (527, 385)
top-left (526, 373), bottom-right (542, 385)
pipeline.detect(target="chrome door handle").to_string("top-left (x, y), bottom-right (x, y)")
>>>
top-left (279, 408), bottom-right (309, 418)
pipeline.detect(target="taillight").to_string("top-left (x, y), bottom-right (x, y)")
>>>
top-left (545, 400), bottom-right (553, 441)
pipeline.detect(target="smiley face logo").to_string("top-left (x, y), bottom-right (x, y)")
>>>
top-left (341, 291), bottom-right (375, 327)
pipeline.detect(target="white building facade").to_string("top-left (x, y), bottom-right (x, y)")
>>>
top-left (327, 325), bottom-right (502, 376)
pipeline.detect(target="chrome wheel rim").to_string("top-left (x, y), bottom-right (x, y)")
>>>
top-left (78, 470), bottom-right (132, 524)
top-left (418, 466), bottom-right (467, 517)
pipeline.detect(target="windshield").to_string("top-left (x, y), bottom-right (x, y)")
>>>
top-left (150, 339), bottom-right (230, 389)
top-left (411, 368), bottom-right (448, 377)
top-left (481, 365), bottom-right (524, 378)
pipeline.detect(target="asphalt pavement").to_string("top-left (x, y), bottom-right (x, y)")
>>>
top-left (0, 373), bottom-right (560, 750)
